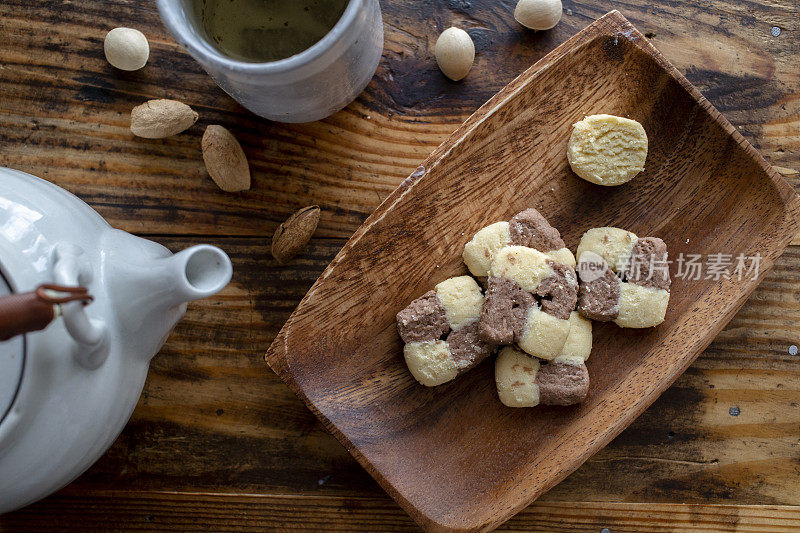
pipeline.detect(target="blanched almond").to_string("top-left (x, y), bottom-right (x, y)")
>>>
top-left (435, 27), bottom-right (474, 81)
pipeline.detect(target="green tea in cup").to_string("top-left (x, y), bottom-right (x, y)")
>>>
top-left (194, 0), bottom-right (349, 62)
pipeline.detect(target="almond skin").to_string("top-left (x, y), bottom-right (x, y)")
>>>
top-left (130, 99), bottom-right (198, 138)
top-left (201, 125), bottom-right (251, 192)
top-left (272, 206), bottom-right (320, 264)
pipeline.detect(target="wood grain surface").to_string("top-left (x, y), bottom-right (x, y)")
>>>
top-left (5, 492), bottom-right (800, 532)
top-left (0, 0), bottom-right (799, 531)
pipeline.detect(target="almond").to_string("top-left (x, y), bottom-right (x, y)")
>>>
top-left (201, 125), bottom-right (251, 192)
top-left (272, 206), bottom-right (320, 264)
top-left (130, 99), bottom-right (198, 138)
top-left (435, 27), bottom-right (474, 81)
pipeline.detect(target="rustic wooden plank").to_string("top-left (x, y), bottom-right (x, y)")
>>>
top-left (4, 492), bottom-right (800, 532)
top-left (0, 0), bottom-right (796, 238)
top-left (2, 0), bottom-right (800, 528)
top-left (30, 237), bottom-right (793, 508)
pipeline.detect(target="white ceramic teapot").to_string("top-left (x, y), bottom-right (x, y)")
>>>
top-left (0, 167), bottom-right (232, 512)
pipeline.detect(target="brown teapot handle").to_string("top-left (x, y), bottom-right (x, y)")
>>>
top-left (0, 285), bottom-right (92, 341)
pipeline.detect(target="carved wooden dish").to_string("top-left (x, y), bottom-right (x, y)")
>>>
top-left (266, 11), bottom-right (800, 532)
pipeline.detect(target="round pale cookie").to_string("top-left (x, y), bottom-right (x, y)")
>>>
top-left (567, 114), bottom-right (648, 186)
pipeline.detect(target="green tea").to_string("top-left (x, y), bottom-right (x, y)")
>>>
top-left (194, 0), bottom-right (349, 62)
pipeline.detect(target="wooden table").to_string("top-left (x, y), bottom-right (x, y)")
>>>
top-left (1, 0), bottom-right (798, 531)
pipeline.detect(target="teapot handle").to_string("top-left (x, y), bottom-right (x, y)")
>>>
top-left (0, 285), bottom-right (91, 341)
top-left (52, 243), bottom-right (110, 369)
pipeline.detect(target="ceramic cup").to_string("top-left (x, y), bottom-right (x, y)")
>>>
top-left (157, 0), bottom-right (383, 123)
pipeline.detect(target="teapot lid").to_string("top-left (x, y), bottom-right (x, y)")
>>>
top-left (0, 271), bottom-right (24, 425)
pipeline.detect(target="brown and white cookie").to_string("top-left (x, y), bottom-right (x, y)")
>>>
top-left (480, 246), bottom-right (579, 360)
top-left (462, 208), bottom-right (575, 278)
top-left (495, 346), bottom-right (590, 407)
top-left (397, 276), bottom-right (495, 386)
top-left (576, 228), bottom-right (671, 328)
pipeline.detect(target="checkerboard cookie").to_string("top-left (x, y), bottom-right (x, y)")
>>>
top-left (479, 246), bottom-right (581, 360)
top-left (462, 208), bottom-right (575, 278)
top-left (397, 276), bottom-right (495, 386)
top-left (576, 227), bottom-right (671, 328)
top-left (495, 346), bottom-right (590, 407)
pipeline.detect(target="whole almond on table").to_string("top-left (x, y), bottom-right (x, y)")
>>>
top-left (104, 27), bottom-right (149, 71)
top-left (201, 125), bottom-right (251, 192)
top-left (435, 27), bottom-right (475, 81)
top-left (272, 206), bottom-right (320, 264)
top-left (514, 0), bottom-right (563, 30)
top-left (129, 99), bottom-right (198, 138)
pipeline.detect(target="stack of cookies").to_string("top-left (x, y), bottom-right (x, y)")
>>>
top-left (396, 209), bottom-right (671, 408)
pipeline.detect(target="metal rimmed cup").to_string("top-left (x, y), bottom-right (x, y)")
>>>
top-left (157, 0), bottom-right (383, 123)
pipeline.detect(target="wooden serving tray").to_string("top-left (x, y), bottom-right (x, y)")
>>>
top-left (266, 11), bottom-right (800, 532)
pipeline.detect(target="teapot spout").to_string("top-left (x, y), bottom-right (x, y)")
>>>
top-left (158, 245), bottom-right (233, 308)
top-left (106, 236), bottom-right (233, 361)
